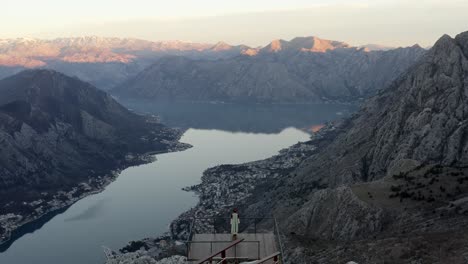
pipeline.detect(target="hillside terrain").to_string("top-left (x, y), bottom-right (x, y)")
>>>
top-left (113, 37), bottom-right (426, 103)
top-left (0, 70), bottom-right (188, 246)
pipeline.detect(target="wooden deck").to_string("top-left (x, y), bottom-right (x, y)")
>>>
top-left (188, 233), bottom-right (277, 263)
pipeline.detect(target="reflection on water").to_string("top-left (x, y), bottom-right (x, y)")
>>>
top-left (0, 206), bottom-right (70, 253)
top-left (120, 100), bottom-right (357, 133)
top-left (0, 128), bottom-right (311, 264)
top-left (64, 198), bottom-right (110, 222)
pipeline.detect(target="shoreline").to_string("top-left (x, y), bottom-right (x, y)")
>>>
top-left (170, 139), bottom-right (319, 238)
top-left (119, 98), bottom-right (363, 107)
top-left (105, 140), bottom-right (318, 262)
top-left (0, 133), bottom-right (192, 250)
top-left (0, 174), bottom-right (117, 249)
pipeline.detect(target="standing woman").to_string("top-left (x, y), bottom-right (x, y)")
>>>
top-left (230, 208), bottom-right (240, 240)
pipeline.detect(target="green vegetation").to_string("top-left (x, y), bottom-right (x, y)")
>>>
top-left (388, 165), bottom-right (468, 206)
top-left (120, 241), bottom-right (149, 253)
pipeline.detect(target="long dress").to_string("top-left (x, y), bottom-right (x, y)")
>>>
top-left (230, 213), bottom-right (240, 235)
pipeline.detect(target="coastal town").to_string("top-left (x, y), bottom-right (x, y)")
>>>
top-left (0, 126), bottom-right (191, 248)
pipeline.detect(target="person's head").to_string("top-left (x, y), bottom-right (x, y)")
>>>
top-left (233, 208), bottom-right (238, 213)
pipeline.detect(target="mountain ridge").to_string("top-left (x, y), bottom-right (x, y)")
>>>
top-left (260, 36), bottom-right (351, 53)
top-left (113, 43), bottom-right (426, 103)
top-left (0, 69), bottom-right (188, 245)
top-left (0, 35), bottom-right (424, 95)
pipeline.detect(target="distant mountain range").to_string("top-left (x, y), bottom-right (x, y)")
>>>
top-left (113, 37), bottom-right (426, 103)
top-left (0, 37), bottom-right (251, 90)
top-left (0, 36), bottom-right (247, 66)
top-left (0, 36), bottom-right (397, 68)
top-left (0, 36), bottom-right (426, 102)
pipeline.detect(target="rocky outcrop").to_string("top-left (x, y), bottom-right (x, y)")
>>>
top-left (283, 32), bottom-right (468, 190)
top-left (113, 40), bottom-right (425, 103)
top-left (287, 186), bottom-right (385, 241)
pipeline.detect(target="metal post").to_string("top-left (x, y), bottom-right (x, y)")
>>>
top-left (234, 244), bottom-right (237, 261)
top-left (221, 250), bottom-right (226, 264)
top-left (274, 217), bottom-right (285, 263)
top-left (258, 241), bottom-right (260, 260)
top-left (254, 218), bottom-right (257, 234)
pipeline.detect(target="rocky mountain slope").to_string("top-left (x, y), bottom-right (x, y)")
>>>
top-left (0, 37), bottom-right (250, 90)
top-left (0, 69), bottom-right (188, 246)
top-left (238, 31), bottom-right (468, 262)
top-left (113, 36), bottom-right (426, 103)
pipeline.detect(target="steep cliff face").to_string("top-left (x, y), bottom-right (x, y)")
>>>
top-left (286, 33), bottom-right (468, 190)
top-left (113, 43), bottom-right (425, 103)
top-left (0, 70), bottom-right (183, 227)
top-left (286, 186), bottom-right (386, 241)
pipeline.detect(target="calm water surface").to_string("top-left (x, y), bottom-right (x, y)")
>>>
top-left (0, 103), bottom-right (356, 264)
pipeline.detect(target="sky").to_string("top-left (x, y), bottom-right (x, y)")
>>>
top-left (1, 0), bottom-right (468, 47)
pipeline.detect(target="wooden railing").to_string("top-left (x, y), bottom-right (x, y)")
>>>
top-left (189, 217), bottom-right (266, 234)
top-left (186, 216), bottom-right (286, 263)
top-left (188, 240), bottom-right (260, 261)
top-left (195, 238), bottom-right (245, 264)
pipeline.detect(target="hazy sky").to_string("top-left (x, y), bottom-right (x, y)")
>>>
top-left (1, 0), bottom-right (468, 47)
